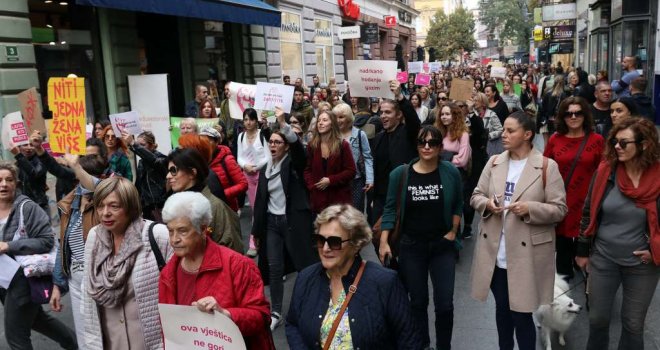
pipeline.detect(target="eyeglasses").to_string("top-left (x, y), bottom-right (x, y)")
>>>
top-left (609, 138), bottom-right (640, 150)
top-left (438, 97), bottom-right (448, 101)
top-left (104, 134), bottom-right (116, 140)
top-left (417, 138), bottom-right (442, 148)
top-left (290, 120), bottom-right (300, 125)
top-left (313, 234), bottom-right (351, 250)
top-left (563, 111), bottom-right (585, 119)
top-left (168, 166), bottom-right (179, 176)
top-left (268, 140), bottom-right (285, 146)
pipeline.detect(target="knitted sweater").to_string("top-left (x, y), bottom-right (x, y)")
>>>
top-left (82, 220), bottom-right (173, 350)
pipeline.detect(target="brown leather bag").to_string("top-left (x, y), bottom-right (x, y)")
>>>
top-left (372, 165), bottom-right (409, 262)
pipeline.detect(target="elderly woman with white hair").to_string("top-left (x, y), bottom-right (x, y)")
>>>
top-left (159, 191), bottom-right (274, 350)
top-left (286, 204), bottom-right (423, 349)
top-left (333, 103), bottom-right (374, 211)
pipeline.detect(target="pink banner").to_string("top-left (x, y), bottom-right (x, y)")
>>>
top-left (414, 73), bottom-right (431, 86)
top-left (396, 71), bottom-right (409, 84)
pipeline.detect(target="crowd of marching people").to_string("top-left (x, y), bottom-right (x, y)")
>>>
top-left (0, 58), bottom-right (659, 350)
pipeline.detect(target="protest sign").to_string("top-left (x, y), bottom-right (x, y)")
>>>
top-left (491, 67), bottom-right (506, 79)
top-left (228, 83), bottom-right (256, 120)
top-left (128, 74), bottom-right (172, 153)
top-left (2, 111), bottom-right (29, 150)
top-left (158, 304), bottom-right (246, 350)
top-left (109, 111), bottom-right (143, 136)
top-left (253, 82), bottom-right (294, 113)
top-left (396, 71), bottom-right (409, 84)
top-left (490, 61), bottom-right (503, 68)
top-left (449, 79), bottom-right (475, 102)
top-left (429, 62), bottom-right (441, 73)
top-left (17, 87), bottom-right (46, 135)
top-left (408, 61), bottom-right (423, 74)
top-left (414, 73), bottom-right (431, 86)
top-left (170, 117), bottom-right (219, 148)
top-left (346, 60), bottom-right (397, 99)
top-left (47, 77), bottom-right (86, 154)
top-left (513, 83), bottom-right (522, 96)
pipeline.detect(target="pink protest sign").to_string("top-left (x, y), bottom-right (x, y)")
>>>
top-left (396, 71), bottom-right (409, 84)
top-left (2, 111), bottom-right (29, 150)
top-left (414, 73), bottom-right (431, 86)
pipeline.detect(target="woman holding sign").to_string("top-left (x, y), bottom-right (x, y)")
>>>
top-left (159, 191), bottom-right (275, 350)
top-left (100, 126), bottom-right (133, 181)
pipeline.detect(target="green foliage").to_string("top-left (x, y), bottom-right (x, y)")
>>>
top-left (426, 7), bottom-right (478, 61)
top-left (478, 0), bottom-right (536, 49)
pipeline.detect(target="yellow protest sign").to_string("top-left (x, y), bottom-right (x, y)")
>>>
top-left (47, 77), bottom-right (86, 154)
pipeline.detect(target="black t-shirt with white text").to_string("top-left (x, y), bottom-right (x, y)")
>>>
top-left (402, 167), bottom-right (446, 238)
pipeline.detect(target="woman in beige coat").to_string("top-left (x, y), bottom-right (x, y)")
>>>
top-left (470, 111), bottom-right (567, 350)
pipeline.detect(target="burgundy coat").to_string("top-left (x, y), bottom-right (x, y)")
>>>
top-left (303, 140), bottom-right (356, 213)
top-left (159, 237), bottom-right (275, 350)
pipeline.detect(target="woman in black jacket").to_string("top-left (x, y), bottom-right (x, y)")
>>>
top-left (484, 83), bottom-right (510, 125)
top-left (122, 131), bottom-right (168, 221)
top-left (251, 108), bottom-right (318, 331)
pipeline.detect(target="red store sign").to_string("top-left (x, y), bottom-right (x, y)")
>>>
top-left (338, 0), bottom-right (360, 20)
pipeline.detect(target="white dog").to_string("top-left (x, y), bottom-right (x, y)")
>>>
top-left (534, 274), bottom-right (582, 350)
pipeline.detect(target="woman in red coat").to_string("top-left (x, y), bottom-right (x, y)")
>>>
top-left (544, 96), bottom-right (604, 280)
top-left (159, 191), bottom-right (274, 350)
top-left (304, 110), bottom-right (356, 213)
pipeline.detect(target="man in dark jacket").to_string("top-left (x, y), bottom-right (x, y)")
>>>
top-left (11, 142), bottom-right (49, 214)
top-left (630, 77), bottom-right (656, 121)
top-left (353, 97), bottom-right (382, 139)
top-left (291, 86), bottom-right (314, 129)
top-left (370, 81), bottom-right (421, 224)
top-left (184, 84), bottom-right (209, 118)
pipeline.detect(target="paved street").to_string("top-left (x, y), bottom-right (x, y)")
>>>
top-left (1, 178), bottom-right (659, 349)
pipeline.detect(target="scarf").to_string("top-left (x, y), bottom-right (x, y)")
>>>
top-left (584, 161), bottom-right (660, 264)
top-left (87, 219), bottom-right (145, 307)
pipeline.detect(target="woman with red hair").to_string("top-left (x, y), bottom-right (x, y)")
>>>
top-left (198, 98), bottom-right (218, 119)
top-left (100, 125), bottom-right (132, 181)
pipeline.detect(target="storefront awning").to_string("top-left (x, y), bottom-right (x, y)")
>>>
top-left (76, 0), bottom-right (281, 27)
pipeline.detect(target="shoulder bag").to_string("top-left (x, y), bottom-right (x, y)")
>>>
top-left (372, 165), bottom-right (409, 263)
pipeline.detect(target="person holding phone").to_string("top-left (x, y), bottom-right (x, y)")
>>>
top-left (378, 125), bottom-right (463, 350)
top-left (470, 111), bottom-right (567, 350)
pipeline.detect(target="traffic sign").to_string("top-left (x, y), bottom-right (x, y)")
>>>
top-left (384, 15), bottom-right (396, 27)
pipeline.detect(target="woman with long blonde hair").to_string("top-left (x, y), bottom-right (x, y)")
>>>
top-left (303, 110), bottom-right (356, 213)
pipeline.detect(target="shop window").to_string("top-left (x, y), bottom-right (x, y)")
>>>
top-left (611, 20), bottom-right (649, 80)
top-left (314, 19), bottom-right (334, 84)
top-left (28, 0), bottom-right (106, 122)
top-left (599, 33), bottom-right (608, 72)
top-left (280, 12), bottom-right (304, 80)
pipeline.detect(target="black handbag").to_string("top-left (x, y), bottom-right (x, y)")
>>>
top-left (27, 275), bottom-right (54, 304)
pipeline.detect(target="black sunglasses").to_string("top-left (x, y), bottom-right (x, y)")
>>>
top-left (563, 111), bottom-right (585, 119)
top-left (438, 97), bottom-right (448, 101)
top-left (417, 138), bottom-right (442, 148)
top-left (609, 138), bottom-right (640, 150)
top-left (168, 166), bottom-right (178, 176)
top-left (313, 234), bottom-right (350, 250)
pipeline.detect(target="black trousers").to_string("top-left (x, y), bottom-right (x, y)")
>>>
top-left (555, 235), bottom-right (577, 280)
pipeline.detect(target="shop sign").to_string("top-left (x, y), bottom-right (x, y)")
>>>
top-left (5, 46), bottom-right (18, 62)
top-left (338, 0), bottom-right (360, 20)
top-left (533, 26), bottom-right (543, 42)
top-left (280, 12), bottom-right (302, 42)
top-left (384, 15), bottom-right (396, 28)
top-left (315, 19), bottom-right (333, 46)
top-left (338, 26), bottom-right (360, 40)
top-left (548, 41), bottom-right (574, 54)
top-left (542, 3), bottom-right (577, 21)
top-left (360, 23), bottom-right (379, 44)
top-left (543, 25), bottom-right (575, 41)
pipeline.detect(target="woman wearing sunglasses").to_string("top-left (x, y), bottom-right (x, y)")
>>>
top-left (543, 97), bottom-right (604, 280)
top-left (100, 125), bottom-right (133, 181)
top-left (378, 125), bottom-right (464, 350)
top-left (576, 117), bottom-right (660, 350)
top-left (287, 204), bottom-right (422, 349)
top-left (166, 147), bottom-right (244, 253)
top-left (252, 107), bottom-right (318, 331)
top-left (470, 111), bottom-right (567, 350)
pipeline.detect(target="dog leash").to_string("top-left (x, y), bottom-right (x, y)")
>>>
top-left (553, 275), bottom-right (587, 301)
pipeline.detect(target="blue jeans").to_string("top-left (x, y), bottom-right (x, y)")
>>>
top-left (398, 234), bottom-right (456, 350)
top-left (586, 250), bottom-right (660, 350)
top-left (490, 267), bottom-right (536, 350)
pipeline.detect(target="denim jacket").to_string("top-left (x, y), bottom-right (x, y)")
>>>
top-left (286, 257), bottom-right (423, 349)
top-left (348, 127), bottom-right (374, 184)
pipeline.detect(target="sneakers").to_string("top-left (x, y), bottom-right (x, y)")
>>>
top-left (246, 235), bottom-right (258, 258)
top-left (462, 225), bottom-right (473, 239)
top-left (270, 312), bottom-right (283, 331)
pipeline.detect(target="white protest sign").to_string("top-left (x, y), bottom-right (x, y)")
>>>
top-left (109, 111), bottom-right (143, 136)
top-left (2, 111), bottom-right (29, 150)
top-left (158, 304), bottom-right (247, 350)
top-left (128, 74), bottom-right (172, 153)
top-left (228, 83), bottom-right (256, 120)
top-left (346, 60), bottom-right (397, 99)
top-left (491, 67), bottom-right (507, 79)
top-left (408, 61), bottom-right (423, 74)
top-left (429, 62), bottom-right (441, 73)
top-left (253, 82), bottom-right (295, 113)
top-left (338, 26), bottom-right (360, 40)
